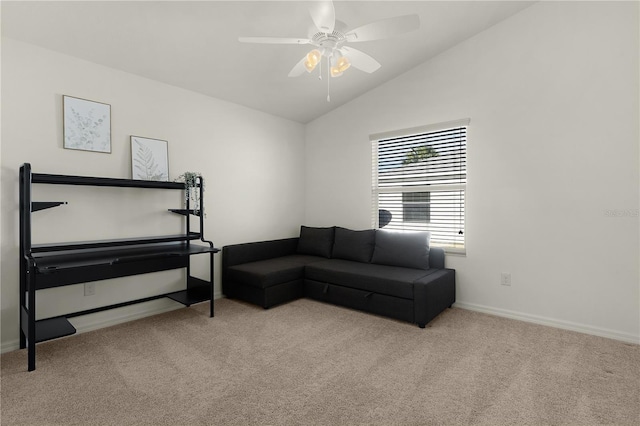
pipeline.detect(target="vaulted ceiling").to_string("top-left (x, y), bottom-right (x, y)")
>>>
top-left (2, 1), bottom-right (534, 123)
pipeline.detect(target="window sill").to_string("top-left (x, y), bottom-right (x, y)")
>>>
top-left (440, 247), bottom-right (466, 257)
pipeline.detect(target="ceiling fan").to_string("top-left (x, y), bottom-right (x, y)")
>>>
top-left (238, 0), bottom-right (420, 101)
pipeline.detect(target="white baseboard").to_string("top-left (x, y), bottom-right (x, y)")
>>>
top-left (1, 292), bottom-right (224, 354)
top-left (454, 301), bottom-right (640, 345)
top-left (5, 296), bottom-right (635, 353)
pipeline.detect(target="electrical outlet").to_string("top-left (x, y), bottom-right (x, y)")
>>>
top-left (84, 282), bottom-right (96, 296)
top-left (501, 272), bottom-right (511, 286)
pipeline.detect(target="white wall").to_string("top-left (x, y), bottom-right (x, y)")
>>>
top-left (1, 38), bottom-right (306, 351)
top-left (2, 1), bottom-right (638, 353)
top-left (305, 1), bottom-right (640, 342)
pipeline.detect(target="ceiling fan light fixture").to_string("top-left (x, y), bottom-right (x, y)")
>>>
top-left (329, 54), bottom-right (350, 77)
top-left (336, 56), bottom-right (351, 72)
top-left (304, 49), bottom-right (321, 72)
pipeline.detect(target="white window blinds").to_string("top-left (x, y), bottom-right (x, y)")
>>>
top-left (371, 119), bottom-right (468, 252)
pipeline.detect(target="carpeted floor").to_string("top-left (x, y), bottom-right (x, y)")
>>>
top-left (1, 298), bottom-right (639, 425)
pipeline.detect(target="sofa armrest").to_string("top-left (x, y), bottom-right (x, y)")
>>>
top-left (413, 268), bottom-right (455, 327)
top-left (222, 238), bottom-right (299, 270)
top-left (428, 247), bottom-right (446, 269)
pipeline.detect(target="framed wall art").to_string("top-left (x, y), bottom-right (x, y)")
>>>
top-left (131, 136), bottom-right (169, 181)
top-left (63, 95), bottom-right (111, 153)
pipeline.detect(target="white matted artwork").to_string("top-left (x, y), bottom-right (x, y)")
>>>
top-left (63, 95), bottom-right (111, 153)
top-left (131, 136), bottom-right (169, 181)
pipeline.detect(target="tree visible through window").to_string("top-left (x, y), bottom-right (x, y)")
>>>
top-left (371, 119), bottom-right (468, 252)
top-left (402, 146), bottom-right (438, 165)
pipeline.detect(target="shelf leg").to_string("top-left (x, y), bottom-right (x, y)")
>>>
top-left (19, 168), bottom-right (28, 350)
top-left (210, 252), bottom-right (214, 318)
top-left (27, 267), bottom-right (36, 371)
top-left (19, 270), bottom-right (26, 349)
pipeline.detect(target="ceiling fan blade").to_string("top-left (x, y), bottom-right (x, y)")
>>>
top-left (309, 0), bottom-right (335, 33)
top-left (238, 37), bottom-right (311, 45)
top-left (345, 14), bottom-right (420, 42)
top-left (288, 56), bottom-right (308, 77)
top-left (340, 46), bottom-right (381, 73)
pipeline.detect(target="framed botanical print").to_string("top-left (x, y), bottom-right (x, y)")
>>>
top-left (131, 136), bottom-right (169, 181)
top-left (63, 95), bottom-right (111, 153)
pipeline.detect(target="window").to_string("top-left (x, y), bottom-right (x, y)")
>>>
top-left (371, 119), bottom-right (468, 252)
top-left (403, 192), bottom-right (431, 223)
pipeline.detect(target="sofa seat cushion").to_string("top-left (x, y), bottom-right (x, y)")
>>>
top-left (226, 255), bottom-right (324, 289)
top-left (305, 259), bottom-right (433, 299)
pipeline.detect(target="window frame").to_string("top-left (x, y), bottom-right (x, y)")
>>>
top-left (370, 118), bottom-right (469, 255)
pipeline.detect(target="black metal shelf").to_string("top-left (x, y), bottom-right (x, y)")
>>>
top-left (19, 162), bottom-right (217, 371)
top-left (32, 284), bottom-right (210, 343)
top-left (32, 201), bottom-right (67, 212)
top-left (167, 280), bottom-right (211, 306)
top-left (32, 173), bottom-right (185, 189)
top-left (31, 233), bottom-right (202, 253)
top-left (168, 209), bottom-right (201, 217)
top-left (34, 317), bottom-right (76, 343)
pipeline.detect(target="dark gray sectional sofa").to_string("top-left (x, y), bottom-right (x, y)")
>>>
top-left (222, 226), bottom-right (455, 328)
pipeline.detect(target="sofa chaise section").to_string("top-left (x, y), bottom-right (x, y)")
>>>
top-left (222, 238), bottom-right (326, 308)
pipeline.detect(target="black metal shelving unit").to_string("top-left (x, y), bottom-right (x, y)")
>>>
top-left (19, 163), bottom-right (219, 371)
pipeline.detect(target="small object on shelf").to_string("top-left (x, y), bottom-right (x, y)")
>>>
top-left (175, 171), bottom-right (203, 215)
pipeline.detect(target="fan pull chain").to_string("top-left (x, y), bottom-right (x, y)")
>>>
top-left (318, 57), bottom-right (322, 80)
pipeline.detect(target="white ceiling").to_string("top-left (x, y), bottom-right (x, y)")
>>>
top-left (1, 1), bottom-right (534, 123)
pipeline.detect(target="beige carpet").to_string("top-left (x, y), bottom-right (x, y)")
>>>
top-left (1, 298), bottom-right (639, 425)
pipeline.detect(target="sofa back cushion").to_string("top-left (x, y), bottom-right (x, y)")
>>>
top-left (371, 230), bottom-right (430, 270)
top-left (332, 227), bottom-right (376, 263)
top-left (296, 226), bottom-right (335, 258)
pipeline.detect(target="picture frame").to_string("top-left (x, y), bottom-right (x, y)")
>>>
top-left (130, 136), bottom-right (169, 181)
top-left (63, 95), bottom-right (111, 153)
